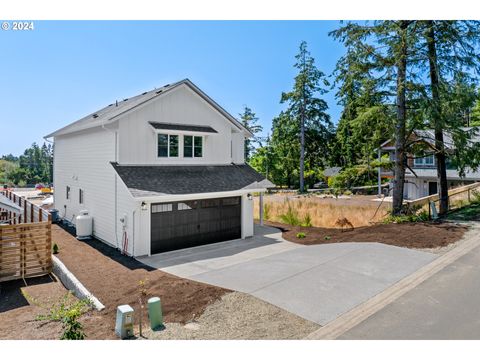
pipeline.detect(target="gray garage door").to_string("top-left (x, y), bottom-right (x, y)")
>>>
top-left (151, 196), bottom-right (241, 254)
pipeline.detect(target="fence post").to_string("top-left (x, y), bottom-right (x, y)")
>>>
top-left (23, 198), bottom-right (27, 223)
top-left (30, 203), bottom-right (34, 223)
top-left (39, 208), bottom-right (43, 222)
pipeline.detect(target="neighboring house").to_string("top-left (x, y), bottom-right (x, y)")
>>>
top-left (45, 79), bottom-right (273, 256)
top-left (379, 128), bottom-right (480, 200)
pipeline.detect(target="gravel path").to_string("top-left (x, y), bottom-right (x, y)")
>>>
top-left (143, 292), bottom-right (320, 340)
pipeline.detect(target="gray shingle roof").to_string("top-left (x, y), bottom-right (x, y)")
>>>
top-left (148, 122), bottom-right (218, 133)
top-left (111, 163), bottom-right (274, 198)
top-left (45, 79), bottom-right (252, 138)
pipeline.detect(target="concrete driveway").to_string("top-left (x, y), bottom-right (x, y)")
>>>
top-left (139, 225), bottom-right (438, 325)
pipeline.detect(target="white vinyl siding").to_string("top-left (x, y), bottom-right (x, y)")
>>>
top-left (118, 84), bottom-right (243, 165)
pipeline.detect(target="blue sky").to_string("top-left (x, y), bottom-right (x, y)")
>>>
top-left (0, 21), bottom-right (346, 156)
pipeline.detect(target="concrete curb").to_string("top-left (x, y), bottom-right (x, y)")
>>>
top-left (52, 255), bottom-right (105, 311)
top-left (305, 224), bottom-right (480, 340)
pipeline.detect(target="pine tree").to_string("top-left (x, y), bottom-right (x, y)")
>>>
top-left (239, 106), bottom-right (263, 162)
top-left (279, 41), bottom-right (331, 192)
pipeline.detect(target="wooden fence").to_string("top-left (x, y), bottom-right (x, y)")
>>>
top-left (0, 190), bottom-right (52, 283)
top-left (405, 182), bottom-right (480, 207)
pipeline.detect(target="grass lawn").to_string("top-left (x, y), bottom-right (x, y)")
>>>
top-left (447, 202), bottom-right (480, 222)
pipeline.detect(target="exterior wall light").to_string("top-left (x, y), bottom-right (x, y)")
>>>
top-left (141, 201), bottom-right (148, 211)
top-left (247, 193), bottom-right (253, 200)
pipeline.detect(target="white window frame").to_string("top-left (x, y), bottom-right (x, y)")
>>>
top-left (183, 135), bottom-right (203, 158)
top-left (157, 134), bottom-right (179, 158)
top-left (414, 154), bottom-right (435, 166)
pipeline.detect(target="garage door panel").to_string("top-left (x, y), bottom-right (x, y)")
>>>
top-left (151, 197), bottom-right (241, 254)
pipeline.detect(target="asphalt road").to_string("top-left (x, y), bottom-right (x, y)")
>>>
top-left (340, 242), bottom-right (480, 340)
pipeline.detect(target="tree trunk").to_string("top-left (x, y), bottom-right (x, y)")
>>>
top-left (392, 21), bottom-right (409, 215)
top-left (299, 113), bottom-right (305, 192)
top-left (426, 21), bottom-right (449, 214)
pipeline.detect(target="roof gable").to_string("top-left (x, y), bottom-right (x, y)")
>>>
top-left (45, 79), bottom-right (252, 138)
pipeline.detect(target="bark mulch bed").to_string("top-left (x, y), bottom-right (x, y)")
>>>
top-left (266, 220), bottom-right (468, 249)
top-left (0, 275), bottom-right (69, 339)
top-left (51, 225), bottom-right (230, 339)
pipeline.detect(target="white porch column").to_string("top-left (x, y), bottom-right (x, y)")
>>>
top-left (259, 192), bottom-right (264, 226)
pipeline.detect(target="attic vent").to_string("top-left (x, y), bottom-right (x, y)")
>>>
top-left (93, 114), bottom-right (99, 118)
top-left (164, 84), bottom-right (170, 87)
top-left (156, 90), bottom-right (162, 94)
top-left (108, 104), bottom-right (113, 107)
top-left (142, 92), bottom-right (148, 95)
top-left (123, 98), bottom-right (128, 102)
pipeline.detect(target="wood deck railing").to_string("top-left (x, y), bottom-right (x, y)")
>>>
top-left (0, 189), bottom-right (52, 283)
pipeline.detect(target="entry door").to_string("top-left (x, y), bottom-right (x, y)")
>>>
top-left (150, 197), bottom-right (241, 254)
top-left (428, 181), bottom-right (438, 196)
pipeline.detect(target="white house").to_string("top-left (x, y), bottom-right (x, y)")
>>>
top-left (379, 128), bottom-right (480, 200)
top-left (45, 79), bottom-right (273, 256)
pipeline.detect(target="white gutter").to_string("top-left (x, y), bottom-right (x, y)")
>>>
top-left (133, 188), bottom-right (267, 203)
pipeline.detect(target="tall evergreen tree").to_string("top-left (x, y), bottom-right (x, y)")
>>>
top-left (239, 106), bottom-right (263, 162)
top-left (331, 21), bottom-right (421, 215)
top-left (279, 41), bottom-right (332, 192)
top-left (417, 20), bottom-right (480, 214)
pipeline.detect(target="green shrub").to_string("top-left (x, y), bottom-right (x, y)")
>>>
top-left (29, 291), bottom-right (92, 340)
top-left (296, 232), bottom-right (306, 239)
top-left (343, 190), bottom-right (352, 196)
top-left (324, 235), bottom-right (331, 240)
top-left (383, 210), bottom-right (429, 224)
top-left (279, 204), bottom-right (301, 226)
top-left (52, 243), bottom-right (59, 254)
top-left (302, 213), bottom-right (312, 227)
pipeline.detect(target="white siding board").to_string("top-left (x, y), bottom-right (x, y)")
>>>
top-left (53, 128), bottom-right (117, 246)
top-left (118, 84), bottom-right (239, 165)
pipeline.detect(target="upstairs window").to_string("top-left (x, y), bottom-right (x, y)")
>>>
top-left (414, 154), bottom-right (435, 167)
top-left (66, 186), bottom-right (70, 200)
top-left (184, 135), bottom-right (203, 158)
top-left (157, 134), bottom-right (178, 158)
top-left (79, 189), bottom-right (84, 204)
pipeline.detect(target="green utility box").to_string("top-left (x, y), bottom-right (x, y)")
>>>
top-left (148, 297), bottom-right (163, 329)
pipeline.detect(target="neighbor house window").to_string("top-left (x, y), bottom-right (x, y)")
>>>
top-left (157, 134), bottom-right (178, 158)
top-left (66, 186), bottom-right (70, 200)
top-left (414, 154), bottom-right (435, 167)
top-left (79, 189), bottom-right (84, 204)
top-left (183, 135), bottom-right (203, 158)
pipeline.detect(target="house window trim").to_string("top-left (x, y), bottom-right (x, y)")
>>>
top-left (183, 135), bottom-right (204, 158)
top-left (414, 154), bottom-right (435, 167)
top-left (157, 133), bottom-right (179, 158)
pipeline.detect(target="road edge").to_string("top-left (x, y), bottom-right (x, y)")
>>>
top-left (305, 224), bottom-right (480, 340)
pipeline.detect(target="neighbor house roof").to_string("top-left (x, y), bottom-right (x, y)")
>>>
top-left (148, 122), bottom-right (218, 133)
top-left (44, 79), bottom-right (252, 138)
top-left (323, 167), bottom-right (342, 177)
top-left (405, 168), bottom-right (480, 181)
top-left (111, 163), bottom-right (275, 198)
top-left (379, 127), bottom-right (480, 151)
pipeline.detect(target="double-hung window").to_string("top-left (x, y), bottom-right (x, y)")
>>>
top-left (183, 135), bottom-right (203, 158)
top-left (157, 134), bottom-right (179, 158)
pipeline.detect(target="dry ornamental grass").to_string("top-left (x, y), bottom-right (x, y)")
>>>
top-left (254, 194), bottom-right (390, 228)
